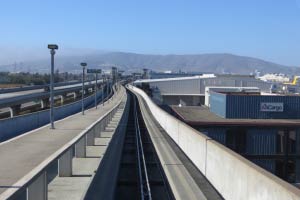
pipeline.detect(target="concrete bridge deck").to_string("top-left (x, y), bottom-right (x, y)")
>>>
top-left (0, 86), bottom-right (125, 198)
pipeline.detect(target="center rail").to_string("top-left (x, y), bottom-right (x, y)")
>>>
top-left (115, 93), bottom-right (174, 200)
top-left (134, 96), bottom-right (152, 200)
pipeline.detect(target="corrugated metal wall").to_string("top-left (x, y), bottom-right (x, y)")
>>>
top-left (197, 126), bottom-right (278, 173)
top-left (295, 130), bottom-right (300, 182)
top-left (196, 125), bottom-right (300, 179)
top-left (199, 127), bottom-right (277, 156)
top-left (148, 76), bottom-right (273, 95)
top-left (226, 95), bottom-right (300, 119)
top-left (252, 159), bottom-right (276, 173)
top-left (201, 78), bottom-right (236, 93)
top-left (246, 129), bottom-right (277, 155)
top-left (206, 128), bottom-right (226, 144)
top-left (150, 78), bottom-right (201, 95)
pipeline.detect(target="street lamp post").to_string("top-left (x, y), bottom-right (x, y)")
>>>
top-left (101, 73), bottom-right (104, 105)
top-left (81, 63), bottom-right (87, 115)
top-left (95, 72), bottom-right (98, 109)
top-left (48, 44), bottom-right (58, 129)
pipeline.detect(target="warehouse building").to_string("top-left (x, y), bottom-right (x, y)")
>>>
top-left (171, 91), bottom-right (300, 184)
top-left (134, 74), bottom-right (275, 106)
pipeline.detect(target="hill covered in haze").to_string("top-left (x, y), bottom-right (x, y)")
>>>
top-left (0, 52), bottom-right (299, 75)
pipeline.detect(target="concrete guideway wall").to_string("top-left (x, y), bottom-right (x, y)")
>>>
top-left (129, 85), bottom-right (300, 200)
top-left (0, 90), bottom-right (106, 142)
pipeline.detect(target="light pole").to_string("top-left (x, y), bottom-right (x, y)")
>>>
top-left (95, 72), bottom-right (98, 109)
top-left (81, 63), bottom-right (87, 115)
top-left (48, 44), bottom-right (58, 129)
top-left (101, 73), bottom-right (104, 105)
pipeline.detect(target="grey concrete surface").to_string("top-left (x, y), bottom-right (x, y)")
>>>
top-left (135, 91), bottom-right (208, 200)
top-left (82, 95), bottom-right (129, 200)
top-left (0, 87), bottom-right (126, 196)
top-left (47, 98), bottom-right (126, 200)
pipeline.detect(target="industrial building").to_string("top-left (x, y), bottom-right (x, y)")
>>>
top-left (149, 71), bottom-right (203, 79)
top-left (135, 74), bottom-right (275, 106)
top-left (171, 91), bottom-right (300, 184)
top-left (134, 74), bottom-right (300, 184)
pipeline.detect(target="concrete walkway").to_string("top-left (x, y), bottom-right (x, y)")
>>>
top-left (0, 87), bottom-right (126, 195)
top-left (48, 119), bottom-right (120, 200)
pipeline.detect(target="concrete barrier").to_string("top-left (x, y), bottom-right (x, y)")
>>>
top-left (129, 85), bottom-right (300, 200)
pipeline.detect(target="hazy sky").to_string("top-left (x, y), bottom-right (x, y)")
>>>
top-left (1, 0), bottom-right (300, 66)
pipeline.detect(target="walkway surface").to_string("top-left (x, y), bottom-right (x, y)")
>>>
top-left (48, 111), bottom-right (123, 200)
top-left (0, 87), bottom-right (125, 195)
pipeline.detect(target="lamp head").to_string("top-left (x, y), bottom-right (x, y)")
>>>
top-left (80, 63), bottom-right (87, 67)
top-left (47, 44), bottom-right (58, 50)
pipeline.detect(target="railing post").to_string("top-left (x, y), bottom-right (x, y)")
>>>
top-left (75, 137), bottom-right (86, 158)
top-left (58, 148), bottom-right (73, 177)
top-left (27, 171), bottom-right (47, 200)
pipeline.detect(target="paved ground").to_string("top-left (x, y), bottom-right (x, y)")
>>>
top-left (0, 87), bottom-right (125, 195)
top-left (48, 138), bottom-right (109, 200)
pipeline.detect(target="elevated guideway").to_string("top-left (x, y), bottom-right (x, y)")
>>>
top-left (0, 84), bottom-right (221, 200)
top-left (129, 85), bottom-right (300, 200)
top-left (0, 84), bottom-right (125, 199)
top-left (0, 79), bottom-right (104, 110)
top-left (83, 88), bottom-right (221, 200)
top-left (1, 83), bottom-right (300, 200)
top-left (0, 82), bottom-right (112, 142)
top-left (0, 81), bottom-right (81, 94)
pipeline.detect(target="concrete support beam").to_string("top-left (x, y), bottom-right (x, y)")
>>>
top-left (57, 95), bottom-right (64, 104)
top-left (58, 149), bottom-right (73, 177)
top-left (70, 92), bottom-right (78, 100)
top-left (40, 98), bottom-right (49, 109)
top-left (9, 104), bottom-right (21, 118)
top-left (95, 122), bottom-right (102, 138)
top-left (27, 171), bottom-right (47, 200)
top-left (104, 116), bottom-right (109, 127)
top-left (86, 129), bottom-right (95, 146)
top-left (75, 137), bottom-right (86, 158)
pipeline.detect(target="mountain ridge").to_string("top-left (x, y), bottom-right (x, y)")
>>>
top-left (0, 52), bottom-right (299, 75)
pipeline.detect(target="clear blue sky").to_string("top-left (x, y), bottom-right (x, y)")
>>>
top-left (1, 0), bottom-right (300, 65)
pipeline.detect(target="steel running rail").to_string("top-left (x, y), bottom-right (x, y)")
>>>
top-left (134, 97), bottom-right (152, 200)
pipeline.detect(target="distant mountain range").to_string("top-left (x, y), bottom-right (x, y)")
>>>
top-left (0, 52), bottom-right (299, 75)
